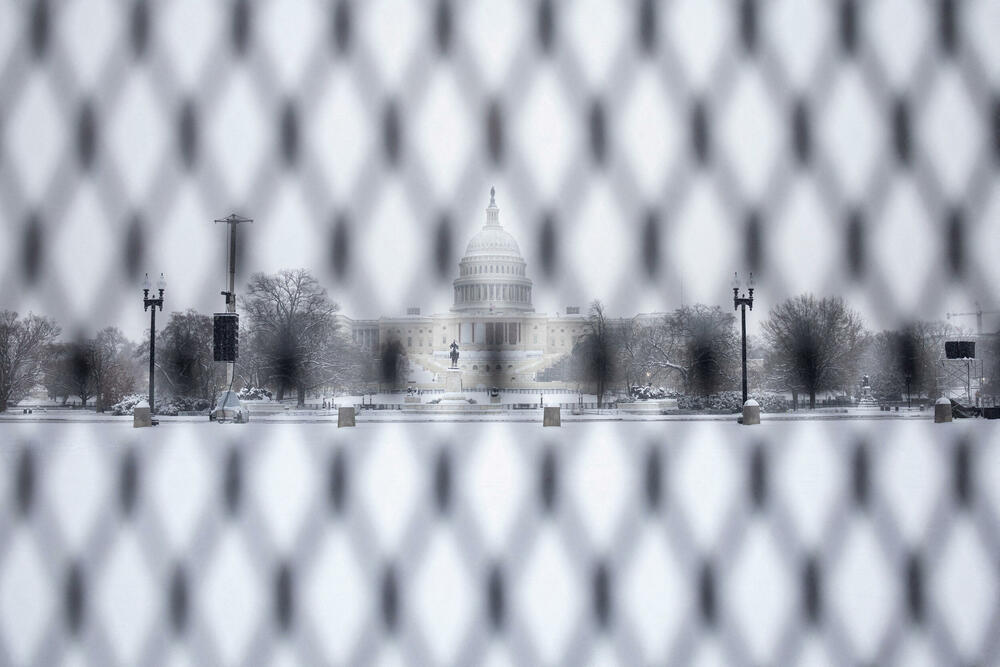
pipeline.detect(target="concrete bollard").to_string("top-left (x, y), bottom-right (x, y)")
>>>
top-left (338, 406), bottom-right (356, 427)
top-left (133, 401), bottom-right (152, 428)
top-left (934, 397), bottom-right (952, 423)
top-left (742, 399), bottom-right (760, 426)
top-left (543, 406), bottom-right (561, 427)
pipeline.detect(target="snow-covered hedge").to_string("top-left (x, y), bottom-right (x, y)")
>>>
top-left (111, 394), bottom-right (147, 416)
top-left (158, 396), bottom-right (212, 415)
top-left (628, 385), bottom-right (670, 400)
top-left (238, 386), bottom-right (272, 401)
top-left (112, 395), bottom-right (213, 416)
top-left (675, 391), bottom-right (789, 413)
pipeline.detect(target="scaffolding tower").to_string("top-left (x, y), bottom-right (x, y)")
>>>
top-left (937, 356), bottom-right (984, 405)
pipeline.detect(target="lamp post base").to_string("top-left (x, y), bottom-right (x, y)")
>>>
top-left (741, 399), bottom-right (760, 425)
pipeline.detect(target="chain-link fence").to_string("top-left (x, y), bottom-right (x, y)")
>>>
top-left (2, 1), bottom-right (999, 665)
top-left (1, 0), bottom-right (998, 333)
top-left (1, 421), bottom-right (999, 666)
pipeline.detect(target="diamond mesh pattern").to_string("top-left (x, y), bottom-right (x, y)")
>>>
top-left (2, 421), bottom-right (1000, 665)
top-left (1, 0), bottom-right (998, 333)
top-left (1, 3), bottom-right (999, 664)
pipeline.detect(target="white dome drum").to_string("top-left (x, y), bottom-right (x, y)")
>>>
top-left (452, 188), bottom-right (534, 313)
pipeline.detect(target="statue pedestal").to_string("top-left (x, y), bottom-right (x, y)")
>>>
top-left (857, 386), bottom-right (878, 409)
top-left (435, 368), bottom-right (473, 405)
top-left (444, 368), bottom-right (463, 393)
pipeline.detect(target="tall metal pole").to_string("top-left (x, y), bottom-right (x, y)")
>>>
top-left (149, 307), bottom-right (156, 413)
top-left (733, 272), bottom-right (754, 408)
top-left (215, 214), bottom-right (252, 387)
top-left (741, 304), bottom-right (748, 406)
top-left (226, 221), bottom-right (237, 385)
top-left (143, 274), bottom-right (164, 415)
top-left (227, 220), bottom-right (237, 314)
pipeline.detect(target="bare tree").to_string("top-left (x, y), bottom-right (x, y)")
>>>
top-left (142, 310), bottom-right (221, 401)
top-left (639, 305), bottom-right (740, 395)
top-left (762, 295), bottom-right (868, 409)
top-left (865, 321), bottom-right (957, 402)
top-left (44, 341), bottom-right (95, 406)
top-left (242, 269), bottom-right (341, 406)
top-left (235, 321), bottom-right (267, 389)
top-left (571, 301), bottom-right (621, 407)
top-left (0, 311), bottom-right (60, 411)
top-left (91, 327), bottom-right (139, 411)
top-left (618, 317), bottom-right (651, 393)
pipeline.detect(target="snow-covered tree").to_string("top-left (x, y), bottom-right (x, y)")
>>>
top-left (242, 269), bottom-right (359, 405)
top-left (143, 310), bottom-right (221, 401)
top-left (638, 304), bottom-right (740, 396)
top-left (44, 341), bottom-right (95, 405)
top-left (571, 301), bottom-right (624, 407)
top-left (864, 321), bottom-right (957, 401)
top-left (0, 311), bottom-right (60, 411)
top-left (90, 327), bottom-right (140, 411)
top-left (762, 295), bottom-right (868, 409)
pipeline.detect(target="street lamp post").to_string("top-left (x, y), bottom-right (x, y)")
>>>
top-left (732, 272), bottom-right (755, 407)
top-left (143, 273), bottom-right (166, 414)
top-left (905, 373), bottom-right (912, 410)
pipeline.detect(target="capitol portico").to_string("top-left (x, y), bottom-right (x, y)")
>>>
top-left (340, 189), bottom-right (600, 389)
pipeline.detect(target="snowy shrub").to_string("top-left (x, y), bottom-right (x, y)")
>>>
top-left (238, 386), bottom-right (272, 401)
top-left (157, 402), bottom-right (180, 416)
top-left (629, 385), bottom-right (670, 400)
top-left (158, 396), bottom-right (213, 414)
top-left (675, 391), bottom-right (789, 413)
top-left (111, 394), bottom-right (147, 416)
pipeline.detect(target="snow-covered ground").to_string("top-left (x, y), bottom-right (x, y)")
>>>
top-left (0, 406), bottom-right (934, 424)
top-left (326, 391), bottom-right (595, 405)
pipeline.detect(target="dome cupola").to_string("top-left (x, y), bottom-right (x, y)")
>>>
top-left (452, 188), bottom-right (533, 313)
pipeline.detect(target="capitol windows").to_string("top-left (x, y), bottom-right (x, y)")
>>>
top-left (407, 337), bottom-right (412, 347)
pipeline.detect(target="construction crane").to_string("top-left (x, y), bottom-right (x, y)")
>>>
top-left (946, 302), bottom-right (1000, 335)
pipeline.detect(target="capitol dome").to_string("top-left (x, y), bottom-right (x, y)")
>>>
top-left (452, 188), bottom-right (533, 313)
top-left (464, 225), bottom-right (522, 257)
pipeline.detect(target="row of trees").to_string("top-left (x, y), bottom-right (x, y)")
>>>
top-left (43, 328), bottom-right (141, 410)
top-left (1, 271), bottom-right (994, 411)
top-left (0, 269), bottom-right (372, 411)
top-left (0, 312), bottom-right (61, 410)
top-left (572, 295), bottom-right (981, 408)
top-left (237, 269), bottom-right (368, 404)
top-left (144, 270), bottom-right (370, 407)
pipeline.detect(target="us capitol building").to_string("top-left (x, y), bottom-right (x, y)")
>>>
top-left (339, 188), bottom-right (602, 390)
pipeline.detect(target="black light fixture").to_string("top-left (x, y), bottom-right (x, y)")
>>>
top-left (732, 272), bottom-right (755, 407)
top-left (142, 273), bottom-right (166, 414)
